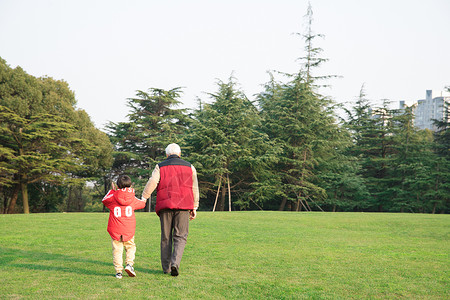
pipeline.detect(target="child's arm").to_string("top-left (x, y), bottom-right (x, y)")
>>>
top-left (134, 196), bottom-right (147, 210)
top-left (102, 189), bottom-right (115, 208)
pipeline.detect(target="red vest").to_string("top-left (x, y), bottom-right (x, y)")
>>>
top-left (155, 156), bottom-right (194, 215)
top-left (102, 188), bottom-right (146, 241)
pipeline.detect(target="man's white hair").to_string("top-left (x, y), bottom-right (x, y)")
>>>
top-left (165, 143), bottom-right (181, 156)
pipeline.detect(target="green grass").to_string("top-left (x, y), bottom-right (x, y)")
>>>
top-left (0, 212), bottom-right (448, 299)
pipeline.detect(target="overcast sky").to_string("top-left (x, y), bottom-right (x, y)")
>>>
top-left (1, 0), bottom-right (449, 129)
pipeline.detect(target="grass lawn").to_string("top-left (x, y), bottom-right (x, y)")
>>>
top-left (0, 211), bottom-right (448, 299)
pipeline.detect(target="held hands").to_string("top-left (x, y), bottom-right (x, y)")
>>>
top-left (189, 209), bottom-right (197, 220)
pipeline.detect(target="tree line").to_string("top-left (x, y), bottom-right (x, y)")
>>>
top-left (102, 79), bottom-right (448, 214)
top-left (1, 8), bottom-right (448, 214)
top-left (0, 57), bottom-right (113, 213)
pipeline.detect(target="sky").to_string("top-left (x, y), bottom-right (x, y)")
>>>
top-left (1, 0), bottom-right (449, 129)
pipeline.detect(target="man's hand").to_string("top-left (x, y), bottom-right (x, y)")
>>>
top-left (189, 209), bottom-right (197, 220)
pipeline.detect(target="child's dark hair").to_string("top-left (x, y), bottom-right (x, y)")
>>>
top-left (116, 175), bottom-right (132, 189)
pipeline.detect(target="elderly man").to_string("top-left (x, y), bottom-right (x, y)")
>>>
top-left (141, 143), bottom-right (199, 276)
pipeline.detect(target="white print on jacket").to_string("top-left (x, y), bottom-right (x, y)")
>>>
top-left (113, 206), bottom-right (132, 218)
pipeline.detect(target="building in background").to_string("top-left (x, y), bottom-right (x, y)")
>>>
top-left (400, 90), bottom-right (450, 131)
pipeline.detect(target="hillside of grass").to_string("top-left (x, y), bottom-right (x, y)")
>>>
top-left (0, 212), bottom-right (448, 299)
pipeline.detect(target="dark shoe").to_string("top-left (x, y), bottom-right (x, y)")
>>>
top-left (125, 264), bottom-right (136, 277)
top-left (171, 265), bottom-right (179, 276)
top-left (115, 272), bottom-right (123, 279)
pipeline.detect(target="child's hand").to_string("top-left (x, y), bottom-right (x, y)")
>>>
top-left (111, 182), bottom-right (117, 190)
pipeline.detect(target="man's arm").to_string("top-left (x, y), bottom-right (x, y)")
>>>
top-left (190, 165), bottom-right (200, 220)
top-left (141, 165), bottom-right (160, 200)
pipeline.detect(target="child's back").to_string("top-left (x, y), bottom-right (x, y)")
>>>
top-left (102, 175), bottom-right (146, 279)
top-left (103, 187), bottom-right (145, 241)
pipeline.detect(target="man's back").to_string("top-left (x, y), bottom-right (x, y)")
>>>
top-left (156, 155), bottom-right (195, 214)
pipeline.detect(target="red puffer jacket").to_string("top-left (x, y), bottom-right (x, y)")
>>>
top-left (102, 188), bottom-right (146, 241)
top-left (155, 156), bottom-right (194, 215)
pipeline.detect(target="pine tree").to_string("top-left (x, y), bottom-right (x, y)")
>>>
top-left (430, 91), bottom-right (450, 213)
top-left (106, 87), bottom-right (189, 210)
top-left (186, 77), bottom-right (274, 211)
top-left (345, 86), bottom-right (402, 212)
top-left (387, 105), bottom-right (436, 212)
top-left (316, 140), bottom-right (370, 212)
top-left (257, 4), bottom-right (341, 211)
top-left (259, 73), bottom-right (342, 211)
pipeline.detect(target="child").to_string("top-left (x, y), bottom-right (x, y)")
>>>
top-left (102, 175), bottom-right (147, 279)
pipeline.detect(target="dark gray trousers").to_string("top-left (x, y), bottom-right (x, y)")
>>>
top-left (159, 209), bottom-right (190, 273)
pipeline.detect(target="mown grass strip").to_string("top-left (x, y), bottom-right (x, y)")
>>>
top-left (0, 212), bottom-right (448, 299)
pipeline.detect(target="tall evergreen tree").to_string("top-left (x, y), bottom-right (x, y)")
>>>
top-left (387, 105), bottom-right (436, 212)
top-left (258, 73), bottom-right (341, 211)
top-left (344, 88), bottom-right (446, 213)
top-left (316, 136), bottom-right (369, 212)
top-left (344, 86), bottom-right (402, 211)
top-left (299, 2), bottom-right (331, 86)
top-left (430, 88), bottom-right (450, 213)
top-left (106, 87), bottom-right (189, 210)
top-left (257, 4), bottom-right (341, 211)
top-left (187, 77), bottom-right (275, 211)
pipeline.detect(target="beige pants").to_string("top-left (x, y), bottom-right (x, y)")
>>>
top-left (111, 236), bottom-right (136, 273)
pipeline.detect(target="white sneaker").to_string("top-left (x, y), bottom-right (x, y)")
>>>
top-left (115, 272), bottom-right (122, 279)
top-left (125, 264), bottom-right (136, 277)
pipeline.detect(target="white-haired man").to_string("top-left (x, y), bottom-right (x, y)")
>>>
top-left (141, 143), bottom-right (199, 276)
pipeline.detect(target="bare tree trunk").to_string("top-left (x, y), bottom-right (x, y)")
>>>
top-left (77, 186), bottom-right (84, 212)
top-left (307, 196), bottom-right (324, 212)
top-left (333, 190), bottom-right (338, 212)
top-left (296, 150), bottom-right (309, 213)
top-left (305, 200), bottom-right (312, 211)
top-left (278, 198), bottom-right (287, 211)
top-left (250, 198), bottom-right (264, 210)
top-left (7, 184), bottom-right (20, 214)
top-left (212, 177), bottom-right (222, 212)
top-left (3, 191), bottom-right (9, 214)
top-left (227, 174), bottom-right (231, 212)
top-left (21, 180), bottom-right (29, 214)
top-left (299, 199), bottom-right (309, 211)
top-left (67, 186), bottom-right (72, 212)
top-left (218, 185), bottom-right (226, 211)
top-left (18, 146), bottom-right (29, 213)
top-left (295, 199), bottom-right (300, 212)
